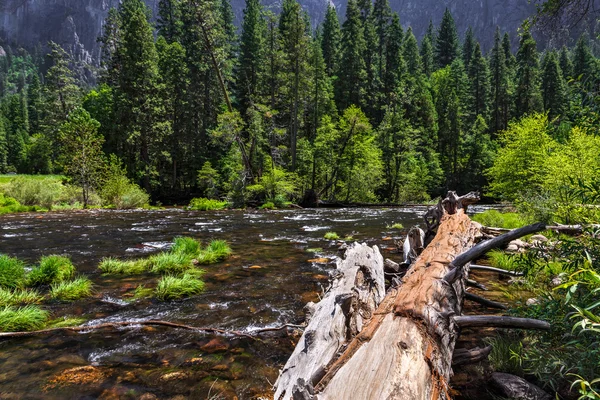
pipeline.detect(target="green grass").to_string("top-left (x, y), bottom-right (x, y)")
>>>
top-left (386, 222), bottom-right (404, 229)
top-left (45, 317), bottom-right (87, 328)
top-left (196, 240), bottom-right (231, 265)
top-left (0, 305), bottom-right (48, 332)
top-left (98, 257), bottom-right (149, 275)
top-left (149, 252), bottom-right (194, 274)
top-left (472, 210), bottom-right (529, 229)
top-left (259, 201), bottom-right (276, 210)
top-left (172, 236), bottom-right (201, 256)
top-left (324, 232), bottom-right (340, 240)
top-left (0, 288), bottom-right (43, 306)
top-left (0, 193), bottom-right (35, 215)
top-left (188, 198), bottom-right (228, 211)
top-left (155, 273), bottom-right (205, 301)
top-left (0, 174), bottom-right (64, 185)
top-left (49, 277), bottom-right (93, 301)
top-left (130, 285), bottom-right (154, 301)
top-left (0, 255), bottom-right (26, 289)
top-left (487, 249), bottom-right (519, 271)
top-left (27, 255), bottom-right (75, 286)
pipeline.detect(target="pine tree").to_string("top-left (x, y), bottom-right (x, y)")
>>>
top-left (321, 5), bottom-right (341, 77)
top-left (572, 33), bottom-right (596, 79)
top-left (0, 115), bottom-right (7, 173)
top-left (382, 14), bottom-right (404, 106)
top-left (237, 0), bottom-right (266, 113)
top-left (373, 0), bottom-right (392, 81)
top-left (502, 32), bottom-right (516, 71)
top-left (420, 35), bottom-right (435, 76)
top-left (462, 27), bottom-right (475, 70)
top-left (515, 25), bottom-right (543, 118)
top-left (336, 0), bottom-right (367, 111)
top-left (542, 50), bottom-right (568, 118)
top-left (403, 27), bottom-right (422, 76)
top-left (468, 42), bottom-right (490, 121)
top-left (362, 12), bottom-right (383, 122)
top-left (98, 8), bottom-right (122, 87)
top-left (489, 27), bottom-right (510, 132)
top-left (157, 0), bottom-right (182, 42)
top-left (559, 45), bottom-right (574, 79)
top-left (27, 73), bottom-right (42, 135)
top-left (435, 8), bottom-right (460, 69)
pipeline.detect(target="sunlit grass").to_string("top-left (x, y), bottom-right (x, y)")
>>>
top-left (0, 288), bottom-right (43, 306)
top-left (155, 273), bottom-right (205, 301)
top-left (472, 210), bottom-right (528, 229)
top-left (0, 305), bottom-right (48, 332)
top-left (324, 232), bottom-right (340, 240)
top-left (27, 255), bottom-right (75, 286)
top-left (45, 317), bottom-right (88, 328)
top-left (487, 249), bottom-right (519, 271)
top-left (386, 222), bottom-right (404, 229)
top-left (0, 255), bottom-right (26, 289)
top-left (50, 277), bottom-right (93, 301)
top-left (188, 198), bottom-right (228, 211)
top-left (149, 252), bottom-right (194, 274)
top-left (98, 257), bottom-right (148, 275)
top-left (172, 236), bottom-right (201, 256)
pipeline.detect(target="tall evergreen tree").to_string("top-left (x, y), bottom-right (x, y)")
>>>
top-left (502, 32), bottom-right (516, 71)
top-left (542, 50), bottom-right (568, 118)
top-left (420, 35), bottom-right (435, 76)
top-left (462, 27), bottom-right (475, 70)
top-left (336, 0), bottom-right (367, 111)
top-left (468, 42), bottom-right (490, 122)
top-left (515, 25), bottom-right (543, 117)
top-left (26, 73), bottom-right (42, 135)
top-left (321, 5), bottom-right (341, 77)
top-left (0, 115), bottom-right (7, 173)
top-left (403, 27), bottom-right (422, 76)
top-left (572, 33), bottom-right (596, 79)
top-left (382, 14), bottom-right (404, 107)
top-left (435, 8), bottom-right (460, 69)
top-left (373, 0), bottom-right (392, 81)
top-left (237, 0), bottom-right (266, 113)
top-left (489, 28), bottom-right (510, 132)
top-left (559, 45), bottom-right (574, 79)
top-left (157, 0), bottom-right (182, 42)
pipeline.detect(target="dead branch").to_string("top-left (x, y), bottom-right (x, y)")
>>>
top-left (453, 315), bottom-right (550, 330)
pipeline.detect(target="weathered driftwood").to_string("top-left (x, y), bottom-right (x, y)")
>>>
top-left (466, 278), bottom-right (488, 291)
top-left (452, 345), bottom-right (492, 366)
top-left (453, 315), bottom-right (550, 330)
top-left (273, 242), bottom-right (386, 400)
top-left (465, 292), bottom-right (507, 310)
top-left (470, 264), bottom-right (525, 276)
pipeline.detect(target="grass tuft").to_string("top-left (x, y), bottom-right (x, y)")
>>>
top-left (324, 232), bottom-right (340, 240)
top-left (0, 255), bottom-right (26, 289)
top-left (487, 249), bottom-right (519, 271)
top-left (130, 285), bottom-right (154, 301)
top-left (0, 288), bottom-right (43, 306)
top-left (172, 237), bottom-right (201, 256)
top-left (27, 255), bottom-right (75, 286)
top-left (386, 222), bottom-right (404, 230)
top-left (155, 273), bottom-right (205, 301)
top-left (472, 210), bottom-right (528, 229)
top-left (149, 252), bottom-right (194, 274)
top-left (196, 240), bottom-right (231, 265)
top-left (188, 198), bottom-right (228, 211)
top-left (45, 317), bottom-right (88, 328)
top-left (0, 305), bottom-right (48, 332)
top-left (50, 277), bottom-right (93, 301)
top-left (98, 257), bottom-right (148, 275)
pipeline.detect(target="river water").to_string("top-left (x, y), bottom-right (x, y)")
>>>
top-left (0, 206), bottom-right (500, 399)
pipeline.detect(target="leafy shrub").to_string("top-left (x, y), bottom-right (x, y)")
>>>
top-left (472, 210), bottom-right (528, 229)
top-left (188, 197), bottom-right (228, 211)
top-left (0, 193), bottom-right (32, 215)
top-left (98, 257), bottom-right (148, 274)
top-left (100, 156), bottom-right (149, 209)
top-left (2, 176), bottom-right (62, 209)
top-left (27, 255), bottom-right (75, 286)
top-left (0, 288), bottom-right (42, 306)
top-left (0, 305), bottom-right (48, 332)
top-left (58, 184), bottom-right (102, 206)
top-left (50, 277), bottom-right (93, 301)
top-left (155, 273), bottom-right (205, 301)
top-left (324, 232), bottom-right (340, 240)
top-left (0, 255), bottom-right (26, 289)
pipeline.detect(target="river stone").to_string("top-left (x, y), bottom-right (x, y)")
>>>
top-left (200, 338), bottom-right (229, 353)
top-left (138, 394), bottom-right (158, 400)
top-left (490, 372), bottom-right (551, 400)
top-left (530, 235), bottom-right (548, 243)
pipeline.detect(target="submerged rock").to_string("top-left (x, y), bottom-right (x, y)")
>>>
top-left (490, 372), bottom-right (551, 400)
top-left (200, 338), bottom-right (229, 353)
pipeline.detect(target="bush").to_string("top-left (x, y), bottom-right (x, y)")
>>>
top-left (155, 273), bottom-right (205, 301)
top-left (100, 156), bottom-right (149, 209)
top-left (259, 201), bottom-right (276, 210)
top-left (0, 288), bottom-right (42, 307)
top-left (58, 184), bottom-right (102, 207)
top-left (0, 255), bottom-right (26, 289)
top-left (0, 305), bottom-right (48, 332)
top-left (188, 197), bottom-right (228, 211)
top-left (324, 232), bottom-right (340, 240)
top-left (27, 255), bottom-right (75, 286)
top-left (2, 176), bottom-right (62, 209)
top-left (0, 193), bottom-right (32, 215)
top-left (98, 257), bottom-right (148, 275)
top-left (472, 210), bottom-right (529, 229)
top-left (50, 277), bottom-right (93, 301)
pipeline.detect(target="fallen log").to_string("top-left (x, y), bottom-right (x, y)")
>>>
top-left (452, 345), bottom-right (492, 366)
top-left (465, 292), bottom-right (507, 310)
top-left (470, 264), bottom-right (524, 276)
top-left (466, 278), bottom-right (487, 291)
top-left (453, 315), bottom-right (550, 330)
top-left (275, 191), bottom-right (550, 399)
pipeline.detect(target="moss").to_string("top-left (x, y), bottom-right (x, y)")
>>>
top-left (188, 198), bottom-right (228, 211)
top-left (98, 257), bottom-right (148, 275)
top-left (323, 232), bottom-right (340, 240)
top-left (27, 255), bottom-right (75, 286)
top-left (155, 273), bottom-right (205, 301)
top-left (0, 288), bottom-right (43, 306)
top-left (0, 305), bottom-right (48, 332)
top-left (0, 255), bottom-right (26, 289)
top-left (50, 277), bottom-right (93, 301)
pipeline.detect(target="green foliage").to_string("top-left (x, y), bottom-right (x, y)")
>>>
top-left (45, 317), bottom-right (88, 328)
top-left (188, 197), bottom-right (228, 211)
top-left (155, 273), bottom-right (205, 301)
top-left (387, 222), bottom-right (404, 229)
top-left (472, 210), bottom-right (528, 229)
top-left (1, 175), bottom-right (62, 209)
top-left (172, 236), bottom-right (201, 256)
top-left (100, 155), bottom-right (149, 209)
top-left (27, 255), bottom-right (75, 286)
top-left (259, 201), bottom-right (276, 209)
top-left (324, 232), bottom-right (340, 240)
top-left (196, 240), bottom-right (232, 265)
top-left (0, 192), bottom-right (32, 214)
top-left (0, 305), bottom-right (48, 332)
top-left (49, 277), bottom-right (93, 301)
top-left (131, 285), bottom-right (154, 301)
top-left (148, 251), bottom-right (194, 274)
top-left (487, 250), bottom-right (519, 271)
top-left (0, 288), bottom-right (42, 307)
top-left (0, 255), bottom-right (26, 289)
top-left (98, 257), bottom-right (148, 275)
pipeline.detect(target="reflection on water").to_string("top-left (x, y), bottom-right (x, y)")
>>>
top-left (0, 206), bottom-right (497, 399)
